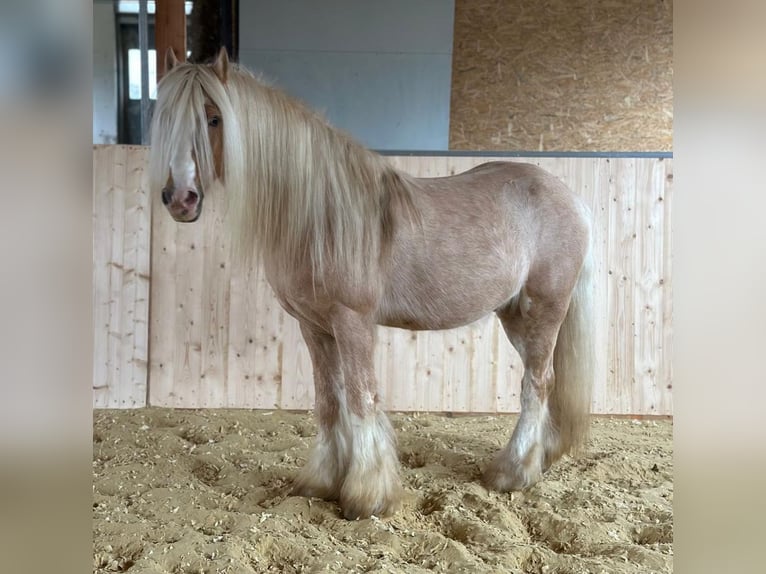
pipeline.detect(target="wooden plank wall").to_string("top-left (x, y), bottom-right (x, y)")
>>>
top-left (93, 145), bottom-right (152, 407)
top-left (93, 146), bottom-right (673, 415)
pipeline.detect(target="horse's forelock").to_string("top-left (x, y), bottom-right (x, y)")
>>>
top-left (149, 65), bottom-right (233, 193)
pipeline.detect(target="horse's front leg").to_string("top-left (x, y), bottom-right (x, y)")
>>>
top-left (292, 323), bottom-right (347, 501)
top-left (332, 307), bottom-right (402, 519)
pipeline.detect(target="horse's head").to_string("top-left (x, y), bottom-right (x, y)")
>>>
top-left (150, 47), bottom-right (230, 223)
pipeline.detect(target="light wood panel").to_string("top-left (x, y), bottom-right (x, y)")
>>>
top-left (92, 145), bottom-right (151, 407)
top-left (94, 146), bottom-right (673, 414)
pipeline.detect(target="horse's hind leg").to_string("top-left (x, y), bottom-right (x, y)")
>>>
top-left (292, 323), bottom-right (347, 501)
top-left (483, 287), bottom-right (569, 491)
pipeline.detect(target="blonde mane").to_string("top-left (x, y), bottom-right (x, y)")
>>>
top-left (150, 61), bottom-right (418, 285)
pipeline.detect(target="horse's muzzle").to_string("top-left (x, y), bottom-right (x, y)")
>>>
top-left (162, 186), bottom-right (203, 222)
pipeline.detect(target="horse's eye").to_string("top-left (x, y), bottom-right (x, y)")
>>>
top-left (208, 116), bottom-right (220, 128)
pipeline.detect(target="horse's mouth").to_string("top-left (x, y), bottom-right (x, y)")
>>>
top-left (178, 212), bottom-right (201, 223)
top-left (167, 198), bottom-right (203, 223)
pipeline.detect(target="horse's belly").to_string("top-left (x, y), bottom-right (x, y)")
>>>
top-left (377, 308), bottom-right (495, 331)
top-left (376, 265), bottom-right (524, 331)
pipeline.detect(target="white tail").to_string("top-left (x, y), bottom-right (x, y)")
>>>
top-left (549, 245), bottom-right (595, 460)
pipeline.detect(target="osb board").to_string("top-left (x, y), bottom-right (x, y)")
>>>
top-left (116, 146), bottom-right (672, 415)
top-left (93, 145), bottom-right (151, 407)
top-left (449, 0), bottom-right (673, 151)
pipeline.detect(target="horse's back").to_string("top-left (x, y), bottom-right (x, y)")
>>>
top-left (411, 160), bottom-right (586, 238)
top-left (435, 160), bottom-right (587, 232)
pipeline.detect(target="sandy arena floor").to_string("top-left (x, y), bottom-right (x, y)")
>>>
top-left (93, 409), bottom-right (672, 573)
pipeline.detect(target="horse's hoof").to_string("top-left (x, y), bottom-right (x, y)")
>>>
top-left (291, 477), bottom-right (339, 502)
top-left (482, 457), bottom-right (541, 493)
top-left (339, 476), bottom-right (403, 519)
top-left (340, 493), bottom-right (401, 520)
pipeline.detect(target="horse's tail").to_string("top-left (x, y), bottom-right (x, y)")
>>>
top-left (549, 239), bottom-right (595, 460)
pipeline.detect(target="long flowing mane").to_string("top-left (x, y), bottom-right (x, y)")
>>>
top-left (150, 61), bottom-right (419, 284)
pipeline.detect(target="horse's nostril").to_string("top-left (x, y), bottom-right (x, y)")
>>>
top-left (184, 190), bottom-right (199, 206)
top-left (161, 188), bottom-right (172, 205)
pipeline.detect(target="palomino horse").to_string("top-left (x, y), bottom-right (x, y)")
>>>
top-left (150, 47), bottom-right (595, 520)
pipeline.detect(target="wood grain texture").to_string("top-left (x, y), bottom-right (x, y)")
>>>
top-left (155, 0), bottom-right (187, 79)
top-left (92, 146), bottom-right (151, 407)
top-left (95, 146), bottom-right (673, 414)
top-left (450, 0), bottom-right (673, 151)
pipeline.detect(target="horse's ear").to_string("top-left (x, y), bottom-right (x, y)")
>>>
top-left (212, 46), bottom-right (229, 83)
top-left (165, 47), bottom-right (180, 73)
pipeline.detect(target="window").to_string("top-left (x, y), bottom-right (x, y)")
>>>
top-left (127, 48), bottom-right (157, 100)
top-left (117, 2), bottom-right (194, 15)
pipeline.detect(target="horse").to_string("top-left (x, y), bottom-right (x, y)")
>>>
top-left (149, 47), bottom-right (595, 520)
